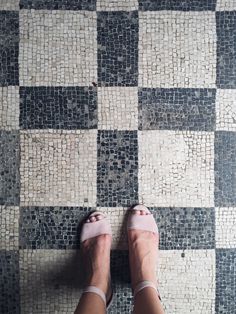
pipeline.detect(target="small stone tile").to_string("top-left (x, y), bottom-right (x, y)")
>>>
top-left (97, 0), bottom-right (138, 11)
top-left (216, 249), bottom-right (236, 314)
top-left (139, 0), bottom-right (217, 11)
top-left (0, 86), bottom-right (19, 130)
top-left (139, 130), bottom-right (214, 207)
top-left (0, 206), bottom-right (19, 250)
top-left (19, 249), bottom-right (80, 314)
top-left (19, 0), bottom-right (96, 10)
top-left (151, 207), bottom-right (215, 250)
top-left (97, 130), bottom-right (138, 207)
top-left (215, 131), bottom-right (236, 206)
top-left (0, 0), bottom-right (19, 10)
top-left (19, 207), bottom-right (93, 249)
top-left (139, 12), bottom-right (216, 88)
top-left (216, 89), bottom-right (236, 131)
top-left (0, 11), bottom-right (19, 86)
top-left (0, 250), bottom-right (20, 314)
top-left (216, 0), bottom-right (236, 11)
top-left (20, 130), bottom-right (97, 207)
top-left (97, 12), bottom-right (138, 87)
top-left (139, 88), bottom-right (216, 131)
top-left (216, 208), bottom-right (236, 249)
top-left (0, 131), bottom-right (20, 205)
top-left (19, 10), bottom-right (97, 86)
top-left (216, 12), bottom-right (236, 88)
top-left (20, 87), bottom-right (97, 130)
top-left (98, 87), bottom-right (138, 130)
top-left (159, 250), bottom-right (215, 314)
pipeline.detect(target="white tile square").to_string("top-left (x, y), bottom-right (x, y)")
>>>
top-left (98, 87), bottom-right (138, 130)
top-left (216, 0), bottom-right (236, 11)
top-left (0, 86), bottom-right (19, 130)
top-left (0, 0), bottom-right (19, 10)
top-left (216, 207), bottom-right (236, 248)
top-left (19, 10), bottom-right (97, 86)
top-left (138, 130), bottom-right (214, 207)
top-left (216, 89), bottom-right (236, 131)
top-left (97, 207), bottom-right (128, 249)
top-left (158, 250), bottom-right (215, 314)
top-left (97, 0), bottom-right (138, 11)
top-left (19, 249), bottom-right (80, 314)
top-left (139, 11), bottom-right (216, 88)
top-left (20, 130), bottom-right (97, 207)
top-left (0, 206), bottom-right (19, 250)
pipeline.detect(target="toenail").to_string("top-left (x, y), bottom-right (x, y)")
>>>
top-left (86, 219), bottom-right (90, 223)
top-left (90, 216), bottom-right (96, 222)
top-left (135, 210), bottom-right (140, 215)
top-left (96, 215), bottom-right (103, 220)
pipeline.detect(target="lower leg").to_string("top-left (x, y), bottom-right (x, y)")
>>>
top-left (74, 293), bottom-right (106, 314)
top-left (133, 288), bottom-right (164, 314)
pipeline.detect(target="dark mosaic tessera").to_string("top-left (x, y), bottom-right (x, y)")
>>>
top-left (0, 0), bottom-right (236, 313)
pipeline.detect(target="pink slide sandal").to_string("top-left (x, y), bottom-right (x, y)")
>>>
top-left (80, 211), bottom-right (113, 309)
top-left (127, 204), bottom-right (161, 300)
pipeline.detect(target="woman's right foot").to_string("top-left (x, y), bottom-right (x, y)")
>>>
top-left (127, 206), bottom-right (159, 289)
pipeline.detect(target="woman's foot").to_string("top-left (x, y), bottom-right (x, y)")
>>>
top-left (128, 208), bottom-right (159, 289)
top-left (81, 213), bottom-right (112, 300)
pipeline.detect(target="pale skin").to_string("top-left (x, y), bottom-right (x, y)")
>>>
top-left (75, 210), bottom-right (165, 314)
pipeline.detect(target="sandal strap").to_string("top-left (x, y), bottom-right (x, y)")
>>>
top-left (83, 286), bottom-right (106, 305)
top-left (134, 280), bottom-right (161, 300)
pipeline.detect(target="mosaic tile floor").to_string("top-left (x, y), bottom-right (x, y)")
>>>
top-left (0, 1), bottom-right (236, 313)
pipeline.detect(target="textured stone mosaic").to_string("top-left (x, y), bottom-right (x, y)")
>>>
top-left (20, 130), bottom-right (97, 206)
top-left (20, 87), bottom-right (97, 129)
top-left (0, 1), bottom-right (236, 313)
top-left (139, 11), bottom-right (216, 88)
top-left (97, 11), bottom-right (138, 86)
top-left (139, 88), bottom-right (216, 131)
top-left (98, 87), bottom-right (138, 130)
top-left (150, 207), bottom-right (215, 250)
top-left (19, 10), bottom-right (97, 86)
top-left (0, 250), bottom-right (20, 314)
top-left (97, 130), bottom-right (138, 207)
top-left (216, 89), bottom-right (236, 131)
top-left (0, 86), bottom-right (19, 130)
top-left (216, 249), bottom-right (236, 314)
top-left (215, 131), bottom-right (236, 206)
top-left (0, 130), bottom-right (20, 205)
top-left (216, 208), bottom-right (236, 249)
top-left (139, 0), bottom-right (217, 11)
top-left (0, 206), bottom-right (19, 250)
top-left (139, 130), bottom-right (214, 207)
top-left (19, 0), bottom-right (96, 10)
top-left (216, 11), bottom-right (236, 88)
top-left (0, 11), bottom-right (19, 86)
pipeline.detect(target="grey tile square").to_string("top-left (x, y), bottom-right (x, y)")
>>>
top-left (0, 131), bottom-right (20, 205)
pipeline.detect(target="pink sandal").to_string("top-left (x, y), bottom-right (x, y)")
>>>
top-left (128, 204), bottom-right (161, 300)
top-left (80, 211), bottom-right (113, 309)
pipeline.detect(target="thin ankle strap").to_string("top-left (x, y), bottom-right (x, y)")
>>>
top-left (134, 280), bottom-right (161, 300)
top-left (83, 286), bottom-right (106, 305)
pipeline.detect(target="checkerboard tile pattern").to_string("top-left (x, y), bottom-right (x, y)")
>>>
top-left (0, 1), bottom-right (236, 313)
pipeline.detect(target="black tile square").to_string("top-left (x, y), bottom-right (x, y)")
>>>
top-left (19, 207), bottom-right (93, 249)
top-left (139, 0), bottom-right (216, 11)
top-left (151, 207), bottom-right (215, 250)
top-left (97, 12), bottom-right (139, 87)
top-left (0, 11), bottom-right (19, 86)
top-left (138, 88), bottom-right (216, 131)
top-left (215, 131), bottom-right (236, 206)
top-left (20, 87), bottom-right (97, 130)
top-left (0, 131), bottom-right (20, 205)
top-left (0, 250), bottom-right (20, 314)
top-left (97, 131), bottom-right (138, 207)
top-left (19, 0), bottom-right (96, 10)
top-left (216, 249), bottom-right (236, 314)
top-left (216, 12), bottom-right (236, 88)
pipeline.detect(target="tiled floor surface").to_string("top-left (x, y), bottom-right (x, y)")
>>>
top-left (0, 0), bottom-right (236, 313)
